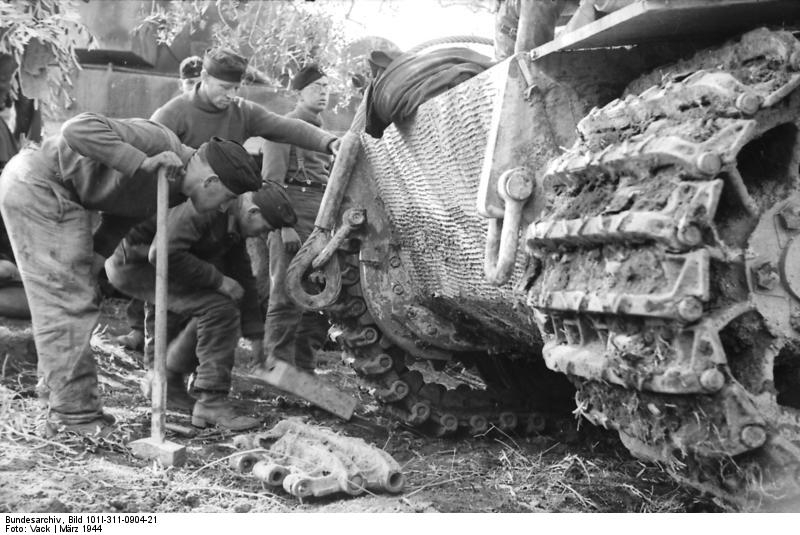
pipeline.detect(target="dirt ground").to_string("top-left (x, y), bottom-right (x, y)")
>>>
top-left (0, 299), bottom-right (723, 514)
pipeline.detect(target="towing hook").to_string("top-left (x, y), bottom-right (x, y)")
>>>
top-left (286, 227), bottom-right (343, 311)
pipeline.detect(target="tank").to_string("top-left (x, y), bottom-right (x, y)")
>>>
top-left (287, 0), bottom-right (800, 506)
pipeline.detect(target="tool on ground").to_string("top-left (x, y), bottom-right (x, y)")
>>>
top-left (245, 358), bottom-right (356, 420)
top-left (129, 167), bottom-right (187, 467)
top-left (229, 418), bottom-right (404, 499)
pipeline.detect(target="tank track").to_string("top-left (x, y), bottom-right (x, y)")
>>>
top-left (528, 28), bottom-right (800, 506)
top-left (326, 251), bottom-right (573, 437)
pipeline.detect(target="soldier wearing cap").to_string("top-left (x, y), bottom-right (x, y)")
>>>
top-left (115, 54), bottom-right (208, 353)
top-left (179, 55), bottom-right (203, 95)
top-left (0, 112), bottom-right (261, 437)
top-left (149, 49), bottom-right (340, 364)
top-left (261, 64), bottom-right (332, 373)
top-left (106, 182), bottom-right (296, 430)
top-left (151, 48), bottom-right (339, 157)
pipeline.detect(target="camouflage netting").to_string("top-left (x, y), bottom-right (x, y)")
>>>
top-left (359, 67), bottom-right (533, 336)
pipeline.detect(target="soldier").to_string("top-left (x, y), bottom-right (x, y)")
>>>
top-left (178, 55), bottom-right (203, 95)
top-left (115, 54), bottom-right (206, 353)
top-left (0, 113), bottom-right (261, 437)
top-left (261, 65), bottom-right (333, 372)
top-left (150, 48), bottom-right (339, 157)
top-left (147, 49), bottom-right (340, 371)
top-left (106, 184), bottom-right (296, 430)
top-left (494, 0), bottom-right (595, 60)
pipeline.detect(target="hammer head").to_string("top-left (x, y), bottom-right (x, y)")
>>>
top-left (130, 437), bottom-right (187, 467)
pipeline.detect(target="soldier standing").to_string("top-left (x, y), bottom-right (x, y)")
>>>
top-left (261, 65), bottom-right (333, 372)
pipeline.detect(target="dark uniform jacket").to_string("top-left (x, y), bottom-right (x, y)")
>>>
top-left (151, 85), bottom-right (337, 151)
top-left (261, 106), bottom-right (332, 187)
top-left (30, 113), bottom-right (194, 256)
top-left (125, 201), bottom-right (264, 339)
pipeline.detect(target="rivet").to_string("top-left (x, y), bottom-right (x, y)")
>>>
top-left (740, 424), bottom-right (767, 449)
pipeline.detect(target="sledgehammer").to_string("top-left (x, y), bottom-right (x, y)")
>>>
top-left (129, 167), bottom-right (187, 467)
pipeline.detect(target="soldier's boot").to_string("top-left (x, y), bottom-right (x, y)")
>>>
top-left (166, 372), bottom-right (196, 413)
top-left (191, 391), bottom-right (260, 431)
top-left (38, 411), bottom-right (117, 439)
top-left (139, 370), bottom-right (196, 413)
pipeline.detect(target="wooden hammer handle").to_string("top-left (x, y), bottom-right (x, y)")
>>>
top-left (151, 166), bottom-right (169, 440)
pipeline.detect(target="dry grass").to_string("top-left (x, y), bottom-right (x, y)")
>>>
top-left (0, 307), bottom-right (721, 513)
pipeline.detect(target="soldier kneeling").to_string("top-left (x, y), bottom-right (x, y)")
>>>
top-left (106, 184), bottom-right (296, 431)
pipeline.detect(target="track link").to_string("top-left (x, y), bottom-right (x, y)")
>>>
top-left (327, 253), bottom-right (571, 437)
top-left (528, 28), bottom-right (800, 506)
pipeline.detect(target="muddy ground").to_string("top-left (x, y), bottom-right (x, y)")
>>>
top-left (0, 299), bottom-right (724, 514)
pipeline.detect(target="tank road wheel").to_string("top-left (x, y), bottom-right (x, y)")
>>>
top-left (528, 28), bottom-right (800, 507)
top-left (327, 252), bottom-right (573, 437)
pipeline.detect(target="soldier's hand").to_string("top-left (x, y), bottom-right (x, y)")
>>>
top-left (280, 226), bottom-right (301, 255)
top-left (218, 275), bottom-right (244, 302)
top-left (328, 138), bottom-right (341, 157)
top-left (139, 151), bottom-right (185, 181)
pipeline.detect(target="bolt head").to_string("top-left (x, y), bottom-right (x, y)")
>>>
top-left (696, 152), bottom-right (722, 175)
top-left (346, 209), bottom-right (366, 226)
top-left (394, 381), bottom-right (410, 398)
top-left (740, 424), bottom-right (767, 449)
top-left (389, 256), bottom-right (401, 268)
top-left (441, 414), bottom-right (458, 431)
top-left (677, 297), bottom-right (703, 322)
top-left (499, 412), bottom-right (518, 429)
top-left (469, 415), bottom-right (488, 433)
top-left (677, 223), bottom-right (703, 247)
top-left (527, 414), bottom-right (546, 432)
top-left (735, 92), bottom-right (762, 115)
top-left (411, 402), bottom-right (431, 422)
top-left (501, 168), bottom-right (534, 201)
top-left (364, 328), bottom-right (378, 343)
top-left (378, 354), bottom-right (393, 370)
top-left (699, 368), bottom-right (725, 391)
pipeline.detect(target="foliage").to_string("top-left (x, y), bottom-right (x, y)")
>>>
top-left (142, 0), bottom-right (363, 109)
top-left (0, 0), bottom-right (88, 111)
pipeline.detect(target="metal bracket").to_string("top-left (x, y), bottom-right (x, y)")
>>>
top-left (286, 228), bottom-right (343, 312)
top-left (484, 168), bottom-right (534, 286)
top-left (312, 208), bottom-right (366, 270)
